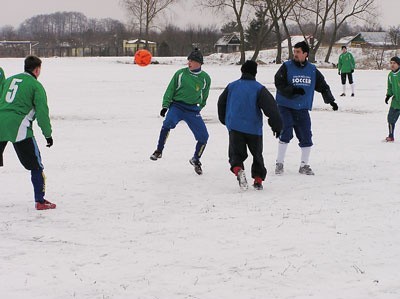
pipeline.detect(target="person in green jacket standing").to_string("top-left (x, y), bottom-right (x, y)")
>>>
top-left (0, 55), bottom-right (56, 210)
top-left (150, 48), bottom-right (211, 175)
top-left (384, 56), bottom-right (400, 142)
top-left (338, 45), bottom-right (355, 97)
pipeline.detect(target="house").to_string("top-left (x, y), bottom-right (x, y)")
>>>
top-left (214, 32), bottom-right (241, 53)
top-left (123, 39), bottom-right (157, 56)
top-left (349, 32), bottom-right (394, 48)
top-left (281, 35), bottom-right (318, 48)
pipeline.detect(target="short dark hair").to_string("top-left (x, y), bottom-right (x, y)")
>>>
top-left (293, 41), bottom-right (309, 54)
top-left (24, 55), bottom-right (42, 72)
top-left (341, 45), bottom-right (347, 50)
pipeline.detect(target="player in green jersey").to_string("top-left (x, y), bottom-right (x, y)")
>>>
top-left (338, 46), bottom-right (356, 97)
top-left (150, 48), bottom-right (211, 175)
top-left (0, 55), bottom-right (56, 210)
top-left (384, 56), bottom-right (400, 142)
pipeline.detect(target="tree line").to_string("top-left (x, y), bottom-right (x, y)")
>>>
top-left (0, 0), bottom-right (399, 62)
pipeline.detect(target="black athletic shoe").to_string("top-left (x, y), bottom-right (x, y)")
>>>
top-left (150, 150), bottom-right (162, 161)
top-left (189, 158), bottom-right (202, 175)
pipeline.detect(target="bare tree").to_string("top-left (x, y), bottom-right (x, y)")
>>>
top-left (201, 0), bottom-right (250, 64)
top-left (120, 0), bottom-right (177, 49)
top-left (388, 25), bottom-right (400, 50)
top-left (324, 0), bottom-right (376, 63)
top-left (291, 0), bottom-right (336, 62)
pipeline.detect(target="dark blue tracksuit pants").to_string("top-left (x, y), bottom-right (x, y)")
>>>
top-left (278, 106), bottom-right (313, 147)
top-left (156, 102), bottom-right (209, 160)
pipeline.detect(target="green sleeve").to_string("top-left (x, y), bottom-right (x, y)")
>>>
top-left (200, 74), bottom-right (211, 108)
top-left (350, 53), bottom-right (355, 70)
top-left (337, 55), bottom-right (342, 71)
top-left (387, 74), bottom-right (393, 97)
top-left (33, 82), bottom-right (52, 138)
top-left (162, 70), bottom-right (180, 108)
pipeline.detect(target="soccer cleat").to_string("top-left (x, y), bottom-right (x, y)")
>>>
top-left (340, 93), bottom-right (346, 96)
top-left (275, 162), bottom-right (284, 175)
top-left (299, 165), bottom-right (315, 175)
top-left (253, 177), bottom-right (263, 190)
top-left (150, 150), bottom-right (162, 160)
top-left (189, 158), bottom-right (202, 175)
top-left (237, 169), bottom-right (248, 190)
top-left (385, 137), bottom-right (394, 142)
top-left (351, 93), bottom-right (355, 97)
top-left (35, 200), bottom-right (56, 210)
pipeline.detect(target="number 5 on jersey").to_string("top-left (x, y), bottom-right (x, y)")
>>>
top-left (6, 78), bottom-right (23, 103)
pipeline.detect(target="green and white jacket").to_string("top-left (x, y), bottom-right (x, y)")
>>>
top-left (162, 67), bottom-right (211, 109)
top-left (338, 52), bottom-right (355, 74)
top-left (0, 72), bottom-right (52, 142)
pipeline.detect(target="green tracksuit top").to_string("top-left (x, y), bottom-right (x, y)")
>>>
top-left (162, 67), bottom-right (211, 109)
top-left (0, 72), bottom-right (52, 142)
top-left (338, 52), bottom-right (355, 74)
top-left (387, 68), bottom-right (400, 110)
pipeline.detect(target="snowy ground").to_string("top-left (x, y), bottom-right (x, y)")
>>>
top-left (1, 55), bottom-right (400, 299)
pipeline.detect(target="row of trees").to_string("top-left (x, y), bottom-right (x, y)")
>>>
top-left (0, 0), bottom-right (398, 62)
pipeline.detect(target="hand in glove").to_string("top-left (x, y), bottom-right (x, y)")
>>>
top-left (385, 95), bottom-right (391, 104)
top-left (46, 137), bottom-right (53, 147)
top-left (160, 108), bottom-right (168, 117)
top-left (292, 87), bottom-right (305, 95)
top-left (330, 102), bottom-right (338, 111)
top-left (351, 69), bottom-right (354, 73)
top-left (338, 70), bottom-right (341, 75)
top-left (273, 130), bottom-right (281, 139)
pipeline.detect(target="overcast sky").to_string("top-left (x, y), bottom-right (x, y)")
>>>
top-left (1, 0), bottom-right (398, 30)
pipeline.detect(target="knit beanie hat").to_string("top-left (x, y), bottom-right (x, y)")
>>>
top-left (241, 60), bottom-right (258, 77)
top-left (390, 56), bottom-right (400, 66)
top-left (187, 48), bottom-right (203, 64)
top-left (294, 41), bottom-right (310, 54)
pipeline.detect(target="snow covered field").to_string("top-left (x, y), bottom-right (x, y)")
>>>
top-left (1, 55), bottom-right (399, 299)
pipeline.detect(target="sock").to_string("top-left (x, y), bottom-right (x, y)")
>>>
top-left (276, 141), bottom-right (288, 164)
top-left (232, 166), bottom-right (242, 176)
top-left (350, 83), bottom-right (355, 94)
top-left (193, 142), bottom-right (206, 161)
top-left (342, 84), bottom-right (346, 94)
top-left (31, 169), bottom-right (45, 202)
top-left (389, 123), bottom-right (395, 138)
top-left (300, 146), bottom-right (312, 167)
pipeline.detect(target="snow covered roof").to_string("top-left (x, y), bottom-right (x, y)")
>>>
top-left (215, 32), bottom-right (241, 46)
top-left (125, 39), bottom-right (156, 44)
top-left (335, 35), bottom-right (356, 45)
top-left (352, 32), bottom-right (393, 46)
top-left (281, 35), bottom-right (318, 48)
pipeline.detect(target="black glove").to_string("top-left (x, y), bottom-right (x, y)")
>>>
top-left (385, 95), bottom-right (391, 104)
top-left (338, 70), bottom-right (341, 75)
top-left (160, 108), bottom-right (168, 117)
top-left (351, 69), bottom-right (354, 73)
top-left (273, 130), bottom-right (281, 139)
top-left (292, 87), bottom-right (305, 95)
top-left (330, 102), bottom-right (338, 111)
top-left (46, 137), bottom-right (53, 147)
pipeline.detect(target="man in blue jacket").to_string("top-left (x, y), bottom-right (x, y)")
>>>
top-left (274, 41), bottom-right (338, 176)
top-left (218, 60), bottom-right (282, 190)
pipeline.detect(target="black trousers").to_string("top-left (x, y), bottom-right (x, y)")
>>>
top-left (228, 130), bottom-right (267, 180)
top-left (341, 72), bottom-right (354, 84)
top-left (0, 137), bottom-right (43, 170)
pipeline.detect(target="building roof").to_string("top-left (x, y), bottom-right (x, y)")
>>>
top-left (335, 35), bottom-right (356, 45)
top-left (281, 35), bottom-right (318, 48)
top-left (215, 32), bottom-right (241, 46)
top-left (352, 32), bottom-right (393, 46)
top-left (125, 39), bottom-right (156, 44)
